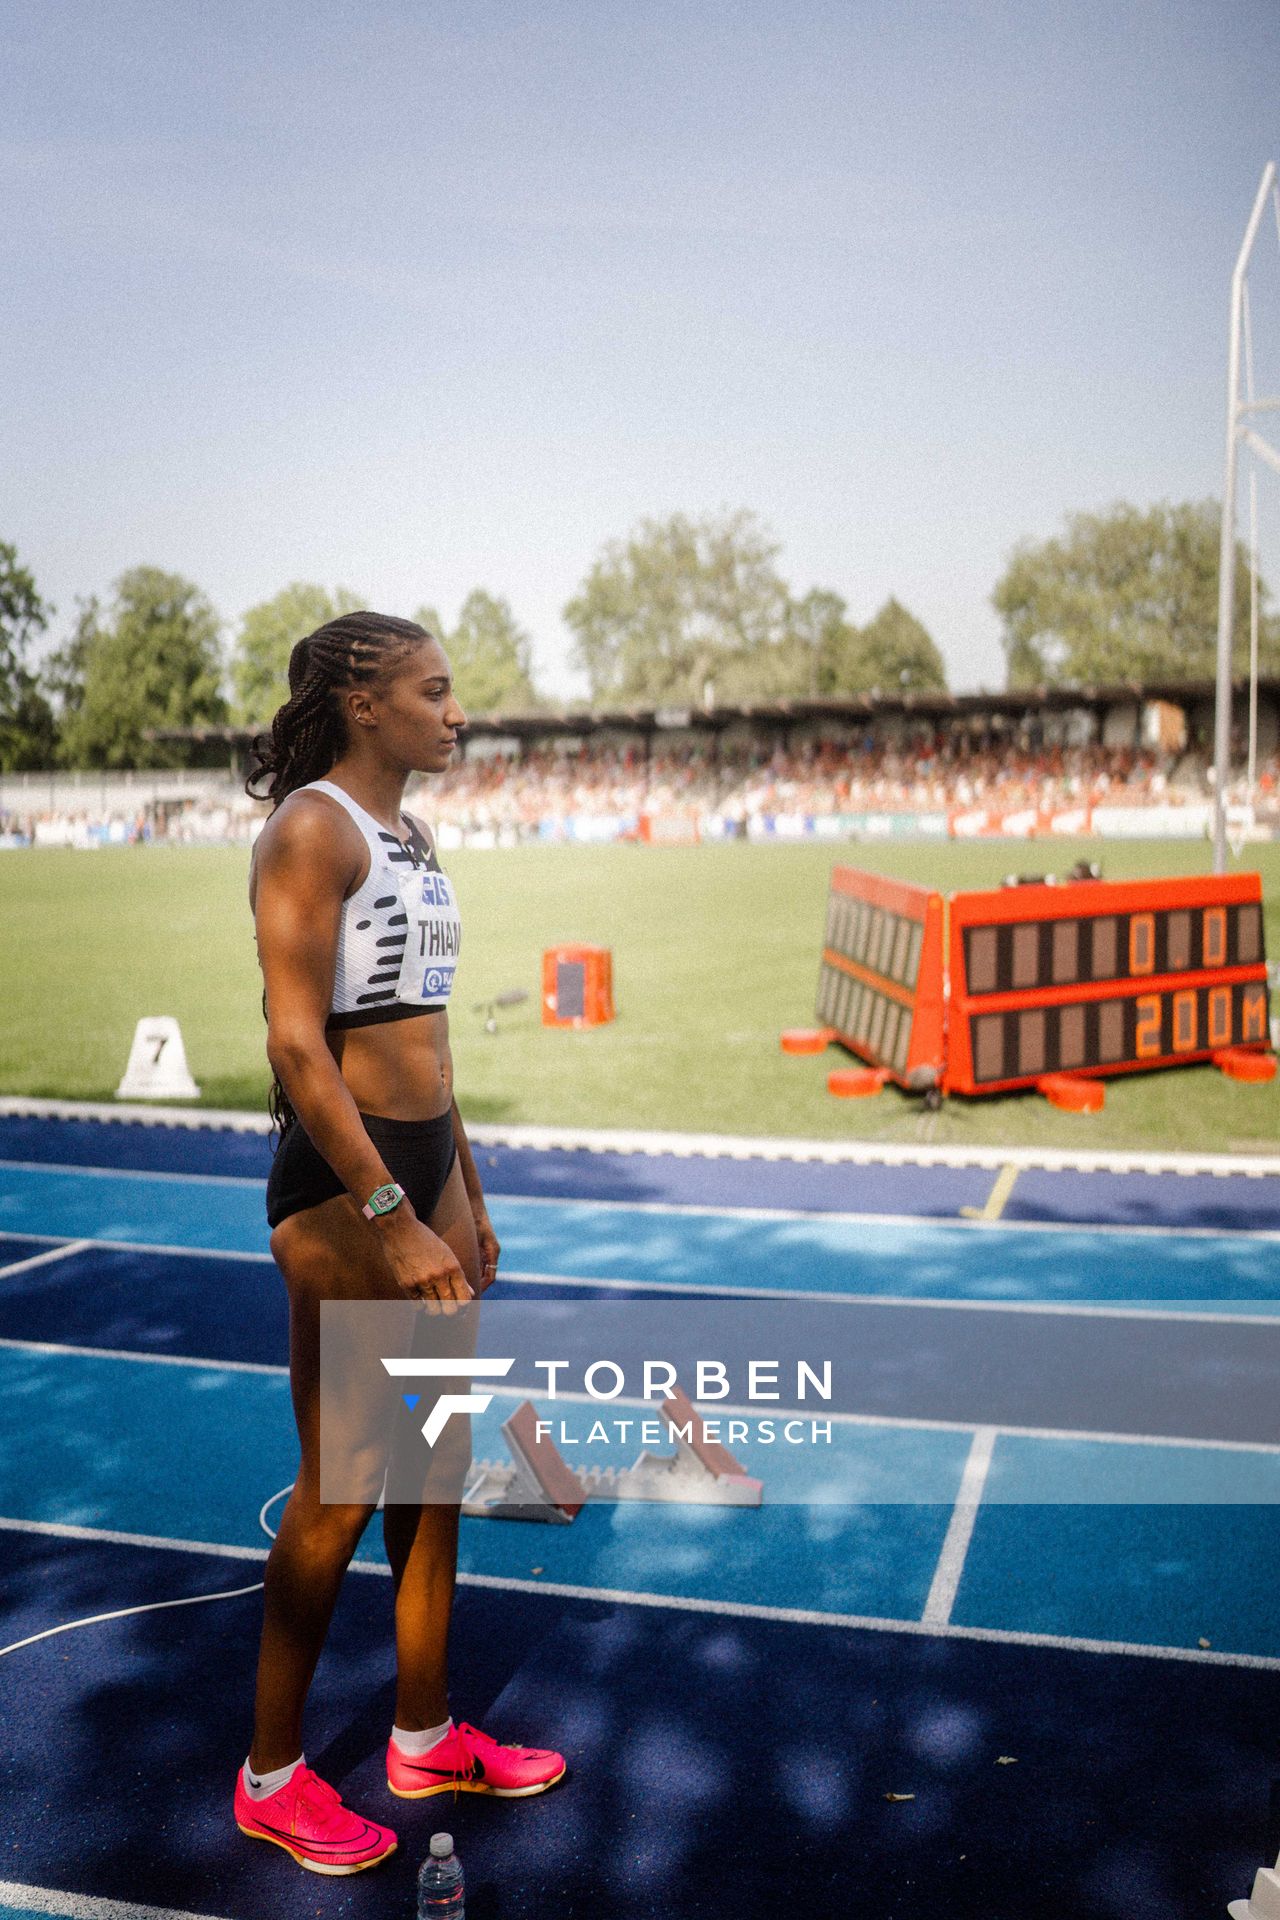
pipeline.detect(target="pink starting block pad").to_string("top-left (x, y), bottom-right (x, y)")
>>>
top-left (462, 1399), bottom-right (586, 1523)
top-left (462, 1388), bottom-right (765, 1520)
top-left (576, 1384), bottom-right (764, 1508)
top-left (656, 1384), bottom-right (764, 1503)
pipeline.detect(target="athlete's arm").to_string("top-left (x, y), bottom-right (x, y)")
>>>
top-left (449, 1098), bottom-right (500, 1294)
top-left (397, 810), bottom-right (498, 1294)
top-left (253, 794), bottom-right (471, 1308)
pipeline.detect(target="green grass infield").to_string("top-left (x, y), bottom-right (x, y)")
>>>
top-left (1, 836), bottom-right (1276, 1156)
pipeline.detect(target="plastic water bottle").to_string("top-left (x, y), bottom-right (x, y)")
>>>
top-left (417, 1832), bottom-right (464, 1918)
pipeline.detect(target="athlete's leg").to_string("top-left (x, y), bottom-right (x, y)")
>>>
top-left (383, 1154), bottom-right (480, 1733)
top-left (250, 1194), bottom-right (403, 1773)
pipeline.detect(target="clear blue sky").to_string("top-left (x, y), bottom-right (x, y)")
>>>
top-left (4, 0), bottom-right (1279, 696)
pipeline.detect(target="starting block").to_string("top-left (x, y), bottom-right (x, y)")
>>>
top-left (461, 1387), bottom-right (764, 1521)
top-left (462, 1400), bottom-right (585, 1524)
top-left (1228, 1785), bottom-right (1280, 1917)
top-left (1229, 1854), bottom-right (1280, 1918)
top-left (577, 1386), bottom-right (763, 1508)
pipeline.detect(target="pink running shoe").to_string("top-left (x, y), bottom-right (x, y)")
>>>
top-left (387, 1721), bottom-right (566, 1799)
top-left (234, 1763), bottom-right (397, 1874)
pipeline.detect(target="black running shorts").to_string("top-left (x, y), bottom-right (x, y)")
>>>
top-left (265, 1109), bottom-right (457, 1230)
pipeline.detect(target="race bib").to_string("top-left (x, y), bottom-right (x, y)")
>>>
top-left (395, 867), bottom-right (461, 1005)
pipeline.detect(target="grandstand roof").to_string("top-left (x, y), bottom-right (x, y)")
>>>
top-left (150, 676), bottom-right (1278, 749)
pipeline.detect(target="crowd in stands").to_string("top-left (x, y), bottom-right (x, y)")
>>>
top-left (0, 800), bottom-right (247, 849)
top-left (406, 738), bottom-right (1210, 836)
top-left (2, 734), bottom-right (1277, 848)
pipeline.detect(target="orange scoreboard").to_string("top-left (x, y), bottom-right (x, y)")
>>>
top-left (815, 868), bottom-right (946, 1090)
top-left (944, 871), bottom-right (1270, 1095)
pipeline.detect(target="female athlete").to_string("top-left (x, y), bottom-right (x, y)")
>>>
top-left (237, 610), bottom-right (563, 1875)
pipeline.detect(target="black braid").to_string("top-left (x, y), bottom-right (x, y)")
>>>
top-left (244, 611), bottom-right (436, 1138)
top-left (245, 610), bottom-right (431, 808)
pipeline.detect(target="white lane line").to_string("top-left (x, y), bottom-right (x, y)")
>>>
top-left (0, 1096), bottom-right (272, 1135)
top-left (0, 1229), bottom-right (275, 1264)
top-left (0, 1240), bottom-right (92, 1280)
top-left (496, 1192), bottom-right (1280, 1241)
top-left (3, 1513), bottom-right (1279, 1673)
top-left (466, 1122), bottom-right (1280, 1179)
top-left (500, 1269), bottom-right (1280, 1323)
top-left (0, 1335), bottom-right (288, 1378)
top-left (4, 1095), bottom-right (1279, 1175)
top-left (5, 1161), bottom-right (1278, 1239)
top-left (0, 1879), bottom-right (236, 1920)
top-left (1, 1234), bottom-right (1273, 1321)
top-left (922, 1426), bottom-right (998, 1627)
top-left (0, 1157), bottom-right (264, 1191)
top-left (0, 1514), bottom-right (383, 1576)
top-left (2, 1167), bottom-right (1280, 1244)
top-left (3, 1333), bottom-right (1278, 1455)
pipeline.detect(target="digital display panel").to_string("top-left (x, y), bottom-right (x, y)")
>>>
top-left (816, 869), bottom-right (946, 1088)
top-left (946, 873), bottom-right (1271, 1095)
top-left (816, 957), bottom-right (915, 1076)
top-left (967, 979), bottom-right (1269, 1086)
top-left (962, 902), bottom-right (1263, 998)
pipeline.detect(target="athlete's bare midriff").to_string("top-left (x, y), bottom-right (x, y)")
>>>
top-left (326, 1013), bottom-right (454, 1121)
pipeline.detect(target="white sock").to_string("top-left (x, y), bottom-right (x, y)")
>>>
top-left (392, 1717), bottom-right (453, 1757)
top-left (242, 1755), bottom-right (304, 1800)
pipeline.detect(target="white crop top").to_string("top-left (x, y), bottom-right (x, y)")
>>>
top-left (300, 779), bottom-right (461, 1030)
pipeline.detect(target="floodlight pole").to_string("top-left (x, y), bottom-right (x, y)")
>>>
top-left (1248, 468), bottom-right (1259, 795)
top-left (1213, 162), bottom-right (1275, 872)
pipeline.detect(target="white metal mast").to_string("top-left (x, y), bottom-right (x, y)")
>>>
top-left (1213, 161), bottom-right (1277, 871)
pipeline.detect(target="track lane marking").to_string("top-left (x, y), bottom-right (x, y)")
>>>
top-left (4, 1163), bottom-right (1280, 1239)
top-left (3, 1335), bottom-right (1279, 1454)
top-left (2, 1513), bottom-right (1278, 1672)
top-left (0, 1241), bottom-right (91, 1279)
top-left (960, 1165), bottom-right (1019, 1221)
top-left (0, 1157), bottom-right (264, 1190)
top-left (0, 1880), bottom-right (236, 1920)
top-left (0, 1229), bottom-right (275, 1264)
top-left (1, 1235), bottom-right (1276, 1315)
top-left (922, 1427), bottom-right (997, 1625)
top-left (5, 1095), bottom-right (1280, 1175)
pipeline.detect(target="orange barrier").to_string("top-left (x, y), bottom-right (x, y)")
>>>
top-left (1037, 1073), bottom-right (1105, 1114)
top-left (542, 945), bottom-right (615, 1028)
top-left (945, 872), bottom-right (1270, 1095)
top-left (780, 1027), bottom-right (836, 1055)
top-left (1215, 1046), bottom-right (1277, 1083)
top-left (828, 1066), bottom-right (892, 1098)
top-left (637, 811), bottom-right (702, 845)
top-left (814, 868), bottom-right (946, 1091)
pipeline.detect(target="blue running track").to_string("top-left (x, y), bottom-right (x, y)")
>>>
top-left (1, 1111), bottom-right (1278, 1920)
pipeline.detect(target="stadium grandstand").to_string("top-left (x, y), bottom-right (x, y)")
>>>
top-left (2, 677), bottom-right (1277, 852)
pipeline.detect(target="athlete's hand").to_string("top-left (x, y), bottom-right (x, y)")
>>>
top-left (380, 1214), bottom-right (473, 1315)
top-left (472, 1206), bottom-right (500, 1296)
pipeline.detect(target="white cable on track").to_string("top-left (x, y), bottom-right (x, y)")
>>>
top-left (0, 1483), bottom-right (293, 1661)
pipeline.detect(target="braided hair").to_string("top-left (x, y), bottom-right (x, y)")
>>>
top-left (244, 611), bottom-right (435, 1137)
top-left (245, 610), bottom-right (431, 810)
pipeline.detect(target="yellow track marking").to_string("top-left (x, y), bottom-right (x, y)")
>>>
top-left (960, 1164), bottom-right (1020, 1222)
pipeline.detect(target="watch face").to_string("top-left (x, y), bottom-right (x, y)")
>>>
top-left (370, 1183), bottom-right (401, 1213)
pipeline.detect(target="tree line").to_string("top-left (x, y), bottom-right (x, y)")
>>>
top-left (0, 500), bottom-right (1272, 771)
